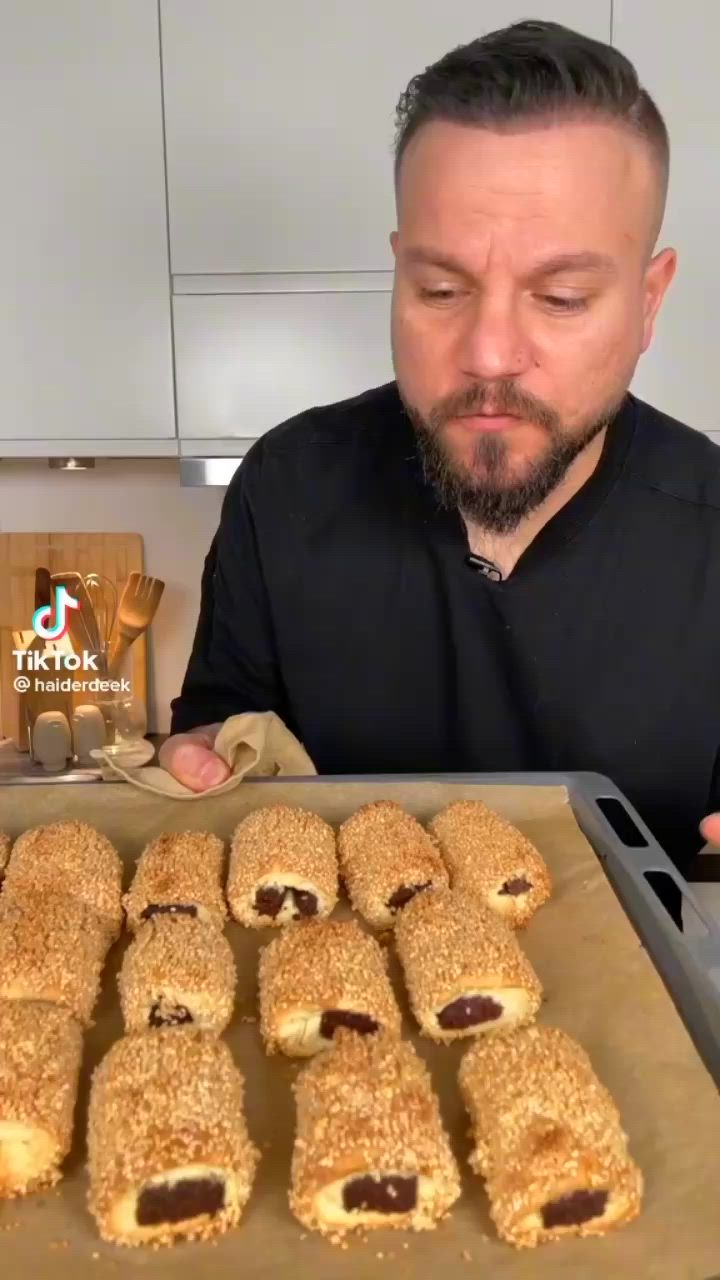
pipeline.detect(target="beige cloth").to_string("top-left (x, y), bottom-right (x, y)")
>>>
top-left (97, 711), bottom-right (316, 798)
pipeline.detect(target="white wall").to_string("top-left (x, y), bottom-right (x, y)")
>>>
top-left (0, 461), bottom-right (223, 733)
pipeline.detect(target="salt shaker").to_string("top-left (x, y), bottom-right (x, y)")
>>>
top-left (72, 704), bottom-right (107, 766)
top-left (31, 711), bottom-right (72, 773)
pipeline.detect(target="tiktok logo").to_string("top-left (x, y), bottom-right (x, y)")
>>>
top-left (32, 584), bottom-right (80, 641)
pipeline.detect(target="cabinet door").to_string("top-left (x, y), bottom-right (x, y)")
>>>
top-left (162, 1), bottom-right (611, 274)
top-left (0, 1), bottom-right (174, 442)
top-left (173, 281), bottom-right (392, 441)
top-left (613, 1), bottom-right (720, 438)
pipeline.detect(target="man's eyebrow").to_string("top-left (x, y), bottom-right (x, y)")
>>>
top-left (402, 247), bottom-right (471, 274)
top-left (528, 251), bottom-right (617, 276)
top-left (402, 247), bottom-right (617, 277)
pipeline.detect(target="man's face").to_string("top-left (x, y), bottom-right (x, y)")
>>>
top-left (390, 118), bottom-right (676, 529)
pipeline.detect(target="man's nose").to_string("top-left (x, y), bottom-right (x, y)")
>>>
top-left (456, 293), bottom-right (531, 382)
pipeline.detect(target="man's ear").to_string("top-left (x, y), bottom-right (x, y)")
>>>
top-left (640, 246), bottom-right (677, 354)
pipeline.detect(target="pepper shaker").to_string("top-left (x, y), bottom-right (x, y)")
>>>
top-left (31, 711), bottom-right (72, 773)
top-left (72, 704), bottom-right (107, 766)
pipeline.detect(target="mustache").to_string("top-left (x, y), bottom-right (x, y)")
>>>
top-left (427, 382), bottom-right (560, 433)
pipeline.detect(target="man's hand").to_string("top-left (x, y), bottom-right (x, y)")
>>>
top-left (700, 813), bottom-right (720, 846)
top-left (158, 723), bottom-right (231, 793)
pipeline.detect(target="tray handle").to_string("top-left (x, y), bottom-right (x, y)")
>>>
top-left (571, 772), bottom-right (720, 980)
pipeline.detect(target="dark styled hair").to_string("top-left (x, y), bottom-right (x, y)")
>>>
top-left (394, 19), bottom-right (669, 212)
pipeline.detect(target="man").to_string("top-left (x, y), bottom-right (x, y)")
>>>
top-left (163, 19), bottom-right (720, 911)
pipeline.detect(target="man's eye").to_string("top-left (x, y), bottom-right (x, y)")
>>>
top-left (418, 287), bottom-right (460, 302)
top-left (540, 295), bottom-right (588, 312)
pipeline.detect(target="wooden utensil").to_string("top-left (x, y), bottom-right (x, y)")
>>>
top-left (34, 566), bottom-right (52, 615)
top-left (108, 572), bottom-right (165, 676)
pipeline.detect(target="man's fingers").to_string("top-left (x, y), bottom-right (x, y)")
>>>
top-left (700, 812), bottom-right (720, 846)
top-left (158, 732), bottom-right (231, 793)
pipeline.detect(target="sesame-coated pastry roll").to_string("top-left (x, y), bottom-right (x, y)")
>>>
top-left (3, 819), bottom-right (122, 939)
top-left (429, 800), bottom-right (552, 928)
top-left (87, 1028), bottom-right (259, 1247)
top-left (0, 831), bottom-right (11, 878)
top-left (119, 914), bottom-right (236, 1032)
top-left (0, 1000), bottom-right (83, 1197)
top-left (227, 805), bottom-right (338, 928)
top-left (458, 1024), bottom-right (643, 1248)
top-left (394, 888), bottom-right (542, 1042)
top-left (258, 918), bottom-right (401, 1057)
top-left (123, 831), bottom-right (227, 933)
top-left (290, 1029), bottom-right (461, 1235)
top-left (0, 893), bottom-right (108, 1026)
top-left (337, 801), bottom-right (449, 930)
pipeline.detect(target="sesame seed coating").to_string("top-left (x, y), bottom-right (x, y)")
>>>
top-left (394, 888), bottom-right (542, 1042)
top-left (0, 1000), bottom-right (83, 1197)
top-left (0, 832), bottom-right (11, 877)
top-left (123, 832), bottom-right (227, 933)
top-left (428, 801), bottom-right (552, 928)
top-left (119, 915), bottom-right (236, 1034)
top-left (0, 892), bottom-right (109, 1026)
top-left (337, 802), bottom-right (449, 930)
top-left (458, 1024), bottom-right (643, 1247)
top-left (3, 820), bottom-right (122, 940)
top-left (227, 805), bottom-right (338, 928)
top-left (289, 1029), bottom-right (461, 1235)
top-left (87, 1028), bottom-right (259, 1247)
top-left (258, 918), bottom-right (402, 1057)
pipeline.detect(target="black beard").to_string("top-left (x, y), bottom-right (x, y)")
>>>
top-left (405, 398), bottom-right (621, 535)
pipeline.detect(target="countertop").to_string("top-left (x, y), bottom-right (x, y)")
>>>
top-left (0, 734), bottom-right (163, 783)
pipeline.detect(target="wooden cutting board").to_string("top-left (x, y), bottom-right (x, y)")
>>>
top-left (0, 533), bottom-right (145, 747)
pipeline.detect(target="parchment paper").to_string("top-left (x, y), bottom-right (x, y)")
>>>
top-left (0, 779), bottom-right (718, 1280)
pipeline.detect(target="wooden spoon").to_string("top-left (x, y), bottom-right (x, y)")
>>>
top-left (107, 572), bottom-right (165, 676)
top-left (34, 566), bottom-right (52, 614)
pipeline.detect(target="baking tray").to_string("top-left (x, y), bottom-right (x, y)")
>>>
top-left (0, 769), bottom-right (719, 1280)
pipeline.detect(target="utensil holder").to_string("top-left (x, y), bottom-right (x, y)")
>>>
top-left (90, 646), bottom-right (147, 755)
top-left (1, 538), bottom-right (148, 748)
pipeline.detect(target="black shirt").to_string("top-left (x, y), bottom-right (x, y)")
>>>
top-left (171, 380), bottom-right (720, 877)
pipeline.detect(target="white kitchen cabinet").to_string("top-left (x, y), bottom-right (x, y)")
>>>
top-left (173, 277), bottom-right (393, 443)
top-left (161, 1), bottom-right (611, 275)
top-left (613, 1), bottom-right (720, 437)
top-left (0, 1), bottom-right (175, 449)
